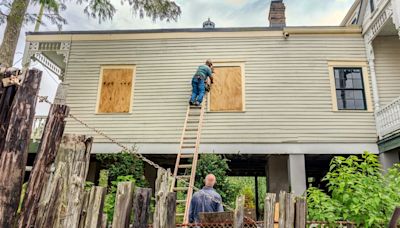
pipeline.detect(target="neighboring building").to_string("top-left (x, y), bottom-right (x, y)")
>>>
top-left (342, 0), bottom-right (400, 169)
top-left (26, 1), bottom-right (386, 197)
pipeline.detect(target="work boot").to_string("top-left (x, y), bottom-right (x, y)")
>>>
top-left (189, 100), bottom-right (194, 105)
top-left (195, 101), bottom-right (201, 106)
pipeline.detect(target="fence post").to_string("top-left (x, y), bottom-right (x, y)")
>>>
top-left (18, 104), bottom-right (70, 228)
top-left (285, 193), bottom-right (295, 228)
top-left (153, 168), bottom-right (173, 228)
top-left (278, 191), bottom-right (286, 228)
top-left (0, 69), bottom-right (42, 227)
top-left (264, 193), bottom-right (276, 228)
top-left (84, 186), bottom-right (106, 228)
top-left (132, 187), bottom-right (152, 228)
top-left (112, 181), bottom-right (135, 228)
top-left (166, 192), bottom-right (177, 228)
top-left (234, 195), bottom-right (245, 228)
top-left (295, 197), bottom-right (306, 228)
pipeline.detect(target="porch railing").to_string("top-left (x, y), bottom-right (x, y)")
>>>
top-left (375, 96), bottom-right (400, 139)
top-left (31, 116), bottom-right (47, 142)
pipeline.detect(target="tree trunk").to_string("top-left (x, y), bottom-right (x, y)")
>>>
top-left (0, 69), bottom-right (42, 227)
top-left (18, 104), bottom-right (70, 228)
top-left (0, 0), bottom-right (30, 67)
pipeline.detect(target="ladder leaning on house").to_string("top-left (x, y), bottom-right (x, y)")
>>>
top-left (171, 97), bottom-right (207, 224)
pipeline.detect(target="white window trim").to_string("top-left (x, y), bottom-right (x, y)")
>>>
top-left (207, 61), bottom-right (246, 113)
top-left (328, 60), bottom-right (373, 112)
top-left (95, 65), bottom-right (136, 114)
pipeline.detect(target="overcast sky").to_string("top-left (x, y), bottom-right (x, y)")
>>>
top-left (0, 0), bottom-right (355, 115)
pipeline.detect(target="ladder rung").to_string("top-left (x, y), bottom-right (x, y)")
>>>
top-left (178, 175), bottom-right (191, 179)
top-left (176, 199), bottom-right (186, 204)
top-left (183, 137), bottom-right (197, 140)
top-left (180, 154), bottom-right (194, 159)
top-left (185, 128), bottom-right (198, 131)
top-left (173, 187), bottom-right (189, 191)
top-left (181, 145), bottom-right (195, 149)
top-left (176, 213), bottom-right (185, 217)
top-left (190, 106), bottom-right (201, 109)
top-left (187, 120), bottom-right (199, 124)
top-left (188, 113), bottom-right (201, 116)
top-left (178, 164), bottom-right (192, 169)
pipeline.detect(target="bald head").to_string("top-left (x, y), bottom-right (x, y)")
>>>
top-left (205, 59), bottom-right (213, 67)
top-left (204, 174), bottom-right (216, 187)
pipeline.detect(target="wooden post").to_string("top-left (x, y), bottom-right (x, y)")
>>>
top-left (35, 134), bottom-right (93, 228)
top-left (153, 168), bottom-right (173, 228)
top-left (264, 193), bottom-right (276, 228)
top-left (84, 186), bottom-right (106, 228)
top-left (18, 104), bottom-right (70, 228)
top-left (389, 207), bottom-right (400, 228)
top-left (278, 191), bottom-right (286, 228)
top-left (234, 195), bottom-right (245, 228)
top-left (166, 192), bottom-right (176, 228)
top-left (295, 197), bottom-right (306, 228)
top-left (0, 69), bottom-right (42, 227)
top-left (112, 181), bottom-right (135, 228)
top-left (254, 176), bottom-right (259, 220)
top-left (132, 187), bottom-right (152, 228)
top-left (78, 190), bottom-right (90, 228)
top-left (284, 193), bottom-right (295, 228)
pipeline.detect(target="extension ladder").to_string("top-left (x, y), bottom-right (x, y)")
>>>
top-left (171, 98), bottom-right (207, 224)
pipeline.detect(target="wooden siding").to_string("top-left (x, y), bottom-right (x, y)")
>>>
top-left (373, 36), bottom-right (400, 106)
top-left (63, 33), bottom-right (377, 144)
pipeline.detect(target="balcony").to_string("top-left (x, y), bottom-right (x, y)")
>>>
top-left (31, 116), bottom-right (47, 142)
top-left (375, 97), bottom-right (400, 139)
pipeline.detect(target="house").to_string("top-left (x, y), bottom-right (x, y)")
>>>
top-left (341, 0), bottom-right (400, 169)
top-left (25, 0), bottom-right (392, 198)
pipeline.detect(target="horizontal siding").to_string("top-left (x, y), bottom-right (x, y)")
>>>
top-left (63, 34), bottom-right (377, 144)
top-left (373, 36), bottom-right (400, 106)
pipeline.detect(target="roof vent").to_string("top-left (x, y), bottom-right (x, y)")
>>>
top-left (203, 18), bottom-right (215, 29)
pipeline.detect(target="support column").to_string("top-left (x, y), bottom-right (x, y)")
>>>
top-left (266, 155), bottom-right (289, 197)
top-left (288, 154), bottom-right (307, 196)
top-left (365, 42), bottom-right (380, 111)
top-left (379, 150), bottom-right (400, 171)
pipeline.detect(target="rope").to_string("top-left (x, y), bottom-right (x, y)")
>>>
top-left (37, 95), bottom-right (258, 225)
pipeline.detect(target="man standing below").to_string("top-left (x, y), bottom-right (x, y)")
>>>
top-left (189, 174), bottom-right (224, 224)
top-left (189, 59), bottom-right (214, 106)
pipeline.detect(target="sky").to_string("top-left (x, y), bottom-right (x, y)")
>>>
top-left (0, 0), bottom-right (355, 115)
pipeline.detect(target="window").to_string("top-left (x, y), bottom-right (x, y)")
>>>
top-left (209, 63), bottom-right (245, 112)
top-left (334, 68), bottom-right (366, 110)
top-left (370, 0), bottom-right (375, 12)
top-left (328, 61), bottom-right (373, 112)
top-left (97, 66), bottom-right (135, 113)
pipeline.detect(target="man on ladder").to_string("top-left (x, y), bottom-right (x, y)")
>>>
top-left (189, 59), bottom-right (214, 106)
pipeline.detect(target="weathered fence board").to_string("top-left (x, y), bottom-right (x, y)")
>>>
top-left (18, 104), bottom-right (70, 228)
top-left (132, 187), bottom-right (152, 228)
top-left (0, 69), bottom-right (42, 227)
top-left (278, 191), bottom-right (286, 228)
top-left (234, 195), bottom-right (245, 228)
top-left (83, 186), bottom-right (106, 228)
top-left (295, 197), bottom-right (306, 228)
top-left (264, 193), bottom-right (276, 228)
top-left (284, 193), bottom-right (295, 228)
top-left (35, 134), bottom-right (93, 228)
top-left (153, 168), bottom-right (173, 228)
top-left (112, 181), bottom-right (135, 228)
top-left (166, 192), bottom-right (177, 228)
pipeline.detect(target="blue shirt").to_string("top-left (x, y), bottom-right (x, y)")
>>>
top-left (189, 186), bottom-right (224, 223)
top-left (193, 65), bottom-right (212, 80)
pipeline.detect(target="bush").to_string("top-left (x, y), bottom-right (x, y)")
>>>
top-left (307, 152), bottom-right (400, 227)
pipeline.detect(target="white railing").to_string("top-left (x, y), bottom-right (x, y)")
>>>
top-left (376, 96), bottom-right (400, 139)
top-left (31, 116), bottom-right (47, 142)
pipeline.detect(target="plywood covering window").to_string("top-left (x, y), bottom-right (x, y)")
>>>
top-left (209, 64), bottom-right (244, 112)
top-left (97, 66), bottom-right (135, 113)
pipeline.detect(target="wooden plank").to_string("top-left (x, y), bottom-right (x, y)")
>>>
top-left (210, 66), bottom-right (243, 112)
top-left (98, 67), bottom-right (134, 113)
top-left (84, 186), bottom-right (106, 228)
top-left (278, 191), bottom-right (286, 228)
top-left (389, 207), bottom-right (400, 228)
top-left (153, 168), bottom-right (173, 228)
top-left (112, 181), bottom-right (135, 228)
top-left (264, 193), bottom-right (276, 228)
top-left (284, 193), bottom-right (295, 228)
top-left (132, 187), bottom-right (152, 228)
top-left (295, 197), bottom-right (306, 228)
top-left (166, 192), bottom-right (177, 228)
top-left (35, 134), bottom-right (93, 228)
top-left (18, 104), bottom-right (70, 228)
top-left (234, 195), bottom-right (245, 228)
top-left (0, 69), bottom-right (42, 227)
top-left (78, 190), bottom-right (90, 228)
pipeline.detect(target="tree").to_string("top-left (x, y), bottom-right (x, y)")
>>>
top-left (0, 0), bottom-right (181, 66)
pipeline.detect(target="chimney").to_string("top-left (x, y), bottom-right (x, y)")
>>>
top-left (268, 0), bottom-right (286, 28)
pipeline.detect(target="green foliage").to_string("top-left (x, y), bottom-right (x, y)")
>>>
top-left (240, 186), bottom-right (255, 209)
top-left (307, 152), bottom-right (400, 227)
top-left (98, 169), bottom-right (109, 188)
top-left (195, 154), bottom-right (239, 207)
top-left (84, 181), bottom-right (95, 191)
top-left (227, 176), bottom-right (267, 211)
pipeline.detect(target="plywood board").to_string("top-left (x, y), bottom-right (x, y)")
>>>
top-left (98, 68), bottom-right (134, 113)
top-left (210, 66), bottom-right (243, 112)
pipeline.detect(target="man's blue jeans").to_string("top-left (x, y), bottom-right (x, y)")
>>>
top-left (190, 77), bottom-right (205, 104)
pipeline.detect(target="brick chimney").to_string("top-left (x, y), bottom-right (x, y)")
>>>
top-left (268, 0), bottom-right (286, 28)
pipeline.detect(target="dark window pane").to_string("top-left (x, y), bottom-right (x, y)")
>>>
top-left (345, 79), bottom-right (353, 88)
top-left (355, 100), bottom-right (366, 110)
top-left (334, 69), bottom-right (340, 79)
top-left (354, 90), bottom-right (364, 99)
top-left (344, 100), bottom-right (356, 109)
top-left (337, 99), bottom-right (344, 109)
top-left (345, 90), bottom-right (354, 99)
top-left (353, 79), bottom-right (363, 89)
top-left (352, 71), bottom-right (362, 80)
